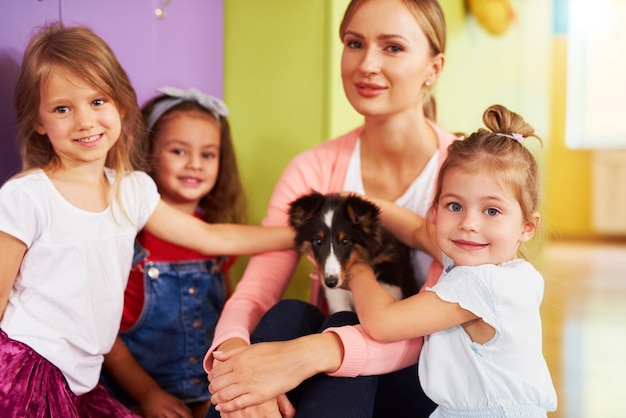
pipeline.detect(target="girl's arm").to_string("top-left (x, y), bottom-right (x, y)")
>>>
top-left (347, 263), bottom-right (477, 342)
top-left (144, 200), bottom-right (294, 256)
top-left (0, 232), bottom-right (26, 320)
top-left (364, 197), bottom-right (441, 263)
top-left (103, 337), bottom-right (193, 417)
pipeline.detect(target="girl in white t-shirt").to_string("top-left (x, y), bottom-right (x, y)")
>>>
top-left (348, 104), bottom-right (558, 417)
top-left (0, 22), bottom-right (292, 418)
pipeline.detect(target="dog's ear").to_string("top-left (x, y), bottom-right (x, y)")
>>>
top-left (288, 191), bottom-right (326, 228)
top-left (345, 194), bottom-right (381, 234)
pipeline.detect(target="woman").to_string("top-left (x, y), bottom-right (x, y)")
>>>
top-left (205, 0), bottom-right (457, 416)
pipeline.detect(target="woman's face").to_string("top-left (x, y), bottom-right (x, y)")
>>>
top-left (341, 0), bottom-right (442, 118)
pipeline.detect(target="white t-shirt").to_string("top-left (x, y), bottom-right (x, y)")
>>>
top-left (419, 257), bottom-right (557, 416)
top-left (343, 138), bottom-right (439, 284)
top-left (0, 169), bottom-right (160, 395)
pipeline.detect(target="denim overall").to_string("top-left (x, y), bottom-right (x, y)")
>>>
top-left (104, 242), bottom-right (227, 406)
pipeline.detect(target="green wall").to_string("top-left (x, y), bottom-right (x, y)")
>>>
top-left (224, 1), bottom-right (326, 223)
top-left (223, 1), bottom-right (333, 298)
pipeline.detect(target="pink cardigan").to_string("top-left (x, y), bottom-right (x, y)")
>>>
top-left (204, 122), bottom-right (457, 377)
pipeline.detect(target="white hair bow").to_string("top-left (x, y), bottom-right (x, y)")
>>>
top-left (147, 86), bottom-right (229, 130)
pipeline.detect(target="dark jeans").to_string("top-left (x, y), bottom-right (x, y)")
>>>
top-left (207, 299), bottom-right (435, 418)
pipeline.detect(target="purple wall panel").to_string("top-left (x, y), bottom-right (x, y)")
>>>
top-left (149, 1), bottom-right (224, 102)
top-left (0, 0), bottom-right (224, 183)
top-left (61, 1), bottom-right (155, 106)
top-left (63, 0), bottom-right (224, 106)
top-left (0, 1), bottom-right (59, 182)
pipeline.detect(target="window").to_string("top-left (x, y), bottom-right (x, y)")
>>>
top-left (566, 0), bottom-right (626, 149)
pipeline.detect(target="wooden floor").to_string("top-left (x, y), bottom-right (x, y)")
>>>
top-left (539, 240), bottom-right (626, 418)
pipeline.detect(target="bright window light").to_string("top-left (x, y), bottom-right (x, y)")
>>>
top-left (566, 0), bottom-right (626, 149)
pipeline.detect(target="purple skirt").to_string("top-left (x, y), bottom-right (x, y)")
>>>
top-left (0, 329), bottom-right (138, 418)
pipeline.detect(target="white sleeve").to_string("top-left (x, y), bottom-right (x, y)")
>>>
top-left (119, 171), bottom-right (161, 230)
top-left (0, 178), bottom-right (42, 247)
top-left (428, 266), bottom-right (501, 332)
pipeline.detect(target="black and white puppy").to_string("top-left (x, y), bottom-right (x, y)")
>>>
top-left (288, 192), bottom-right (418, 314)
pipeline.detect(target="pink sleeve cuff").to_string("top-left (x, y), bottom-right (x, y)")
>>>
top-left (323, 326), bottom-right (368, 377)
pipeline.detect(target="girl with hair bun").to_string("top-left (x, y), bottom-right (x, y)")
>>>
top-left (349, 104), bottom-right (558, 417)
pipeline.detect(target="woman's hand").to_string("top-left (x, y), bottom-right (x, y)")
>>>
top-left (208, 343), bottom-right (304, 411)
top-left (208, 333), bottom-right (343, 412)
top-left (210, 339), bottom-right (294, 417)
top-left (214, 395), bottom-right (295, 418)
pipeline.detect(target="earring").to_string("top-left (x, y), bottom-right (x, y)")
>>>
top-left (424, 80), bottom-right (432, 87)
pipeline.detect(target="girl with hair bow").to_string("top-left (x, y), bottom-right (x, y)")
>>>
top-left (101, 87), bottom-right (248, 418)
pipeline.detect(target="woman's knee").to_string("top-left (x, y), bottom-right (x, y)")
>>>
top-left (251, 299), bottom-right (326, 343)
top-left (321, 310), bottom-right (359, 330)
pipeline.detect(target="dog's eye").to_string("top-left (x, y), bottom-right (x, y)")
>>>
top-left (313, 238), bottom-right (322, 247)
top-left (341, 238), bottom-right (351, 247)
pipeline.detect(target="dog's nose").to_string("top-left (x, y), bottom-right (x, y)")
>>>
top-left (325, 276), bottom-right (339, 288)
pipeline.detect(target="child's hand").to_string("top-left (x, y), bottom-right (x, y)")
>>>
top-left (139, 387), bottom-right (193, 418)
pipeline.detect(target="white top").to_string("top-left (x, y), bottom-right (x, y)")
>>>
top-left (343, 138), bottom-right (439, 284)
top-left (0, 169), bottom-right (160, 395)
top-left (419, 257), bottom-right (558, 417)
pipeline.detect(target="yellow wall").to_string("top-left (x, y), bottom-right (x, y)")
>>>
top-left (224, 1), bottom-right (598, 298)
top-left (433, 1), bottom-right (593, 238)
top-left (543, 36), bottom-right (593, 238)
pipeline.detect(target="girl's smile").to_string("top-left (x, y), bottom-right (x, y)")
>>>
top-left (75, 134), bottom-right (102, 144)
top-left (451, 239), bottom-right (488, 251)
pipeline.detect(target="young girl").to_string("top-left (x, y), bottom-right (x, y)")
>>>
top-left (0, 22), bottom-right (291, 418)
top-left (101, 87), bottom-right (244, 418)
top-left (347, 104), bottom-right (558, 417)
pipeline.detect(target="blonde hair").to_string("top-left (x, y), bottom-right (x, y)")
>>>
top-left (14, 22), bottom-right (145, 206)
top-left (339, 0), bottom-right (446, 121)
top-left (431, 104), bottom-right (543, 257)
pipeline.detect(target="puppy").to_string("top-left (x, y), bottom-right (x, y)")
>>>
top-left (288, 192), bottom-right (419, 314)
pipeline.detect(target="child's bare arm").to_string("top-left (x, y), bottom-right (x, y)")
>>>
top-left (144, 200), bottom-right (294, 256)
top-left (365, 197), bottom-right (441, 262)
top-left (104, 337), bottom-right (193, 417)
top-left (0, 232), bottom-right (26, 320)
top-left (347, 263), bottom-right (476, 342)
